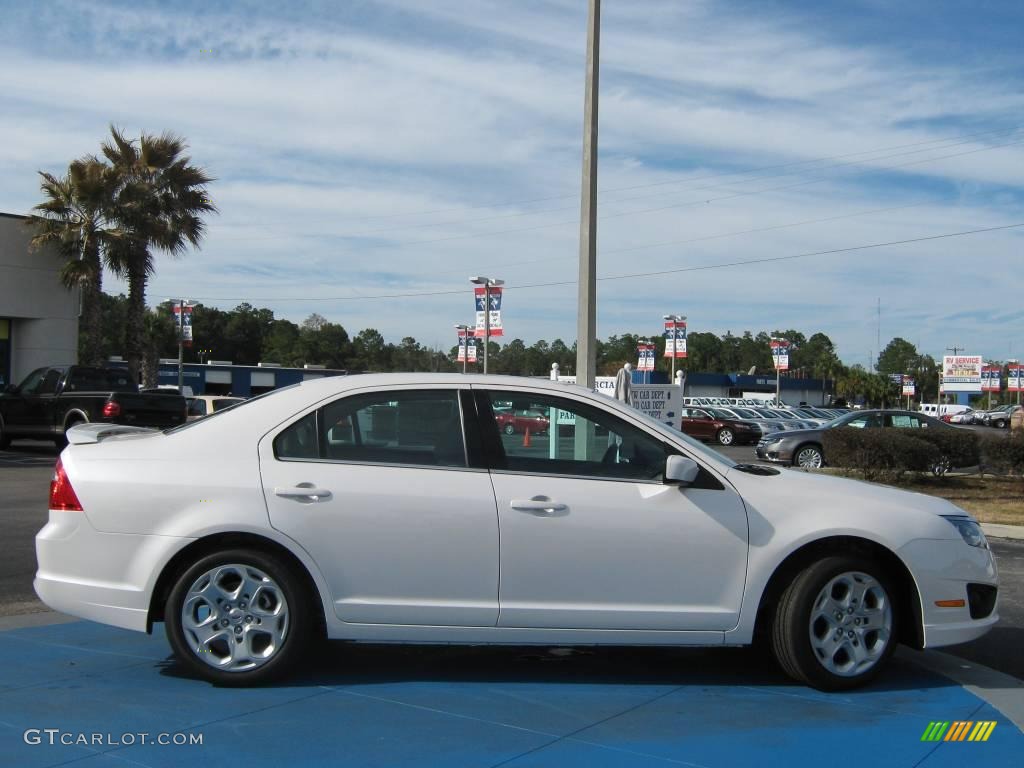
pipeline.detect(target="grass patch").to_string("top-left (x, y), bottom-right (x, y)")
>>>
top-left (816, 469), bottom-right (1024, 525)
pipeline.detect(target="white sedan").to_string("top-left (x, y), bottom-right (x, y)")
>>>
top-left (35, 374), bottom-right (998, 689)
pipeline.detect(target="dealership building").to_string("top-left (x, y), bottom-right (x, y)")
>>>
top-left (0, 212), bottom-right (80, 388)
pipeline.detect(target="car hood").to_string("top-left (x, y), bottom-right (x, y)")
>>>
top-left (725, 465), bottom-right (969, 538)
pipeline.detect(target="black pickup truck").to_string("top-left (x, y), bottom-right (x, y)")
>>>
top-left (0, 366), bottom-right (186, 449)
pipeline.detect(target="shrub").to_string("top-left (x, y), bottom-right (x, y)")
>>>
top-left (912, 428), bottom-right (981, 470)
top-left (822, 427), bottom-right (940, 483)
top-left (981, 431), bottom-right (1024, 475)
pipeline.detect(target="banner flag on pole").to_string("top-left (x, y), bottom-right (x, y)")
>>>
top-left (474, 286), bottom-right (503, 337)
top-left (637, 344), bottom-right (655, 371)
top-left (770, 339), bottom-right (790, 371)
top-left (663, 320), bottom-right (687, 358)
top-left (902, 376), bottom-right (916, 396)
top-left (173, 304), bottom-right (194, 347)
top-left (1008, 364), bottom-right (1023, 393)
top-left (456, 330), bottom-right (478, 362)
top-left (981, 365), bottom-right (1002, 393)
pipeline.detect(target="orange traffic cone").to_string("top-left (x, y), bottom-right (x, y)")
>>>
top-left (522, 426), bottom-right (531, 447)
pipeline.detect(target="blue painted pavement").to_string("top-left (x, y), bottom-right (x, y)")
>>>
top-left (0, 621), bottom-right (1019, 767)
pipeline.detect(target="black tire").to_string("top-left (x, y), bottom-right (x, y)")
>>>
top-left (771, 555), bottom-right (898, 691)
top-left (164, 549), bottom-right (313, 686)
top-left (716, 428), bottom-right (735, 446)
top-left (504, 423), bottom-right (516, 435)
top-left (994, 419), bottom-right (1007, 429)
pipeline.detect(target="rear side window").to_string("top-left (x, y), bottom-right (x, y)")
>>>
top-left (188, 399), bottom-right (208, 416)
top-left (275, 390), bottom-right (467, 468)
top-left (66, 368), bottom-right (134, 392)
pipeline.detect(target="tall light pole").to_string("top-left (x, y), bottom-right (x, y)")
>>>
top-left (453, 324), bottom-right (471, 374)
top-left (470, 276), bottom-right (503, 374)
top-left (663, 314), bottom-right (685, 385)
top-left (575, 0), bottom-right (600, 390)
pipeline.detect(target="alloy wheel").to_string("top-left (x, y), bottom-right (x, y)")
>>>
top-left (808, 571), bottom-right (892, 678)
top-left (180, 564), bottom-right (289, 672)
top-left (796, 446), bottom-right (823, 468)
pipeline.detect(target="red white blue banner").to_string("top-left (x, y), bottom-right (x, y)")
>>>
top-left (637, 344), bottom-right (656, 371)
top-left (663, 321), bottom-right (687, 358)
top-left (901, 376), bottom-right (915, 397)
top-left (770, 339), bottom-right (790, 371)
top-left (981, 365), bottom-right (1002, 393)
top-left (456, 330), bottom-right (477, 363)
top-left (1008, 364), bottom-right (1023, 393)
top-left (173, 304), bottom-right (193, 347)
top-left (474, 287), bottom-right (503, 337)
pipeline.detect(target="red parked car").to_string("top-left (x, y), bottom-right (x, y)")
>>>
top-left (495, 408), bottom-right (550, 436)
top-left (678, 407), bottom-right (760, 446)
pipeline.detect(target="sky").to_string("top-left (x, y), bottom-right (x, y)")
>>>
top-left (1, 0), bottom-right (1022, 367)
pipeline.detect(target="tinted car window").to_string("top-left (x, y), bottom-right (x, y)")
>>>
top-left (188, 399), bottom-right (207, 416)
top-left (65, 368), bottom-right (134, 392)
top-left (482, 391), bottom-right (668, 481)
top-left (274, 412), bottom-right (318, 460)
top-left (317, 390), bottom-right (466, 468)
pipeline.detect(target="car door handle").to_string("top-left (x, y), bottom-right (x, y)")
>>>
top-left (274, 485), bottom-right (333, 502)
top-left (511, 499), bottom-right (567, 514)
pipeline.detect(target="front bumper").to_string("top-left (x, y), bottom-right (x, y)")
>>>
top-left (754, 442), bottom-right (792, 463)
top-left (34, 510), bottom-right (192, 633)
top-left (899, 538), bottom-right (999, 649)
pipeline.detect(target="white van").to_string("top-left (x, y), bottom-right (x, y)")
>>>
top-left (920, 403), bottom-right (971, 419)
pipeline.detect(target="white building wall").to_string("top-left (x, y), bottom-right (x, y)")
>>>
top-left (0, 213), bottom-right (80, 384)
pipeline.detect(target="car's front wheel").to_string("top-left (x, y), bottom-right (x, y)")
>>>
top-left (794, 444), bottom-right (824, 468)
top-left (716, 428), bottom-right (735, 446)
top-left (165, 549), bottom-right (312, 686)
top-left (771, 556), bottom-right (897, 690)
top-left (504, 423), bottom-right (516, 435)
top-left (994, 419), bottom-right (1007, 429)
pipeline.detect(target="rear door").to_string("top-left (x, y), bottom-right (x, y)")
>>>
top-left (260, 386), bottom-right (499, 627)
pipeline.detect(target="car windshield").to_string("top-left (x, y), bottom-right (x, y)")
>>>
top-left (709, 408), bottom-right (738, 419)
top-left (731, 408), bottom-right (760, 419)
top-left (823, 411), bottom-right (869, 428)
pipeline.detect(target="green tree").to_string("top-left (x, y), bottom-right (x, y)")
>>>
top-left (26, 157), bottom-right (125, 367)
top-left (877, 338), bottom-right (919, 377)
top-left (101, 126), bottom-right (216, 384)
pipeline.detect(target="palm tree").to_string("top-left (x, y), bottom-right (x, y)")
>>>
top-left (26, 157), bottom-right (125, 367)
top-left (101, 126), bottom-right (216, 383)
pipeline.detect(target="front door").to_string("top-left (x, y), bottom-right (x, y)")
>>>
top-left (476, 388), bottom-right (749, 632)
top-left (260, 387), bottom-right (499, 627)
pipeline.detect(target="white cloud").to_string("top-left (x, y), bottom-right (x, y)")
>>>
top-left (0, 0), bottom-right (1021, 364)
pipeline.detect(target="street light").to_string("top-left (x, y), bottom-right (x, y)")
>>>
top-left (663, 314), bottom-right (685, 385)
top-left (453, 324), bottom-right (471, 374)
top-left (470, 276), bottom-right (503, 374)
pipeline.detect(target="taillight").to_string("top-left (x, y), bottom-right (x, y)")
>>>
top-left (49, 458), bottom-right (83, 512)
top-left (102, 401), bottom-right (121, 418)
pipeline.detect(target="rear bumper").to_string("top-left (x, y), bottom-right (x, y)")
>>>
top-left (34, 510), bottom-right (193, 633)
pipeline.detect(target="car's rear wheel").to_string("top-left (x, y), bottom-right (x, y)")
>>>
top-left (994, 419), bottom-right (1007, 429)
top-left (771, 556), bottom-right (896, 691)
top-left (716, 428), bottom-right (735, 446)
top-left (165, 549), bottom-right (312, 686)
top-left (794, 445), bottom-right (823, 469)
top-left (504, 423), bottom-right (516, 435)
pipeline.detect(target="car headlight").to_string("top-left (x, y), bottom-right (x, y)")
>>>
top-left (942, 515), bottom-right (988, 549)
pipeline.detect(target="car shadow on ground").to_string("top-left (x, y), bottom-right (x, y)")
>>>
top-left (156, 642), bottom-right (950, 694)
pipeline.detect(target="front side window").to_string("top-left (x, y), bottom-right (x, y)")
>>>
top-left (481, 390), bottom-right (668, 481)
top-left (276, 389), bottom-right (467, 468)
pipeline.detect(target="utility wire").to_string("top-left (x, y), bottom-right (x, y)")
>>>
top-left (185, 222), bottom-right (1024, 302)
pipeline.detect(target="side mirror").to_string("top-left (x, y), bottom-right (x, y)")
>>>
top-left (665, 455), bottom-right (701, 486)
